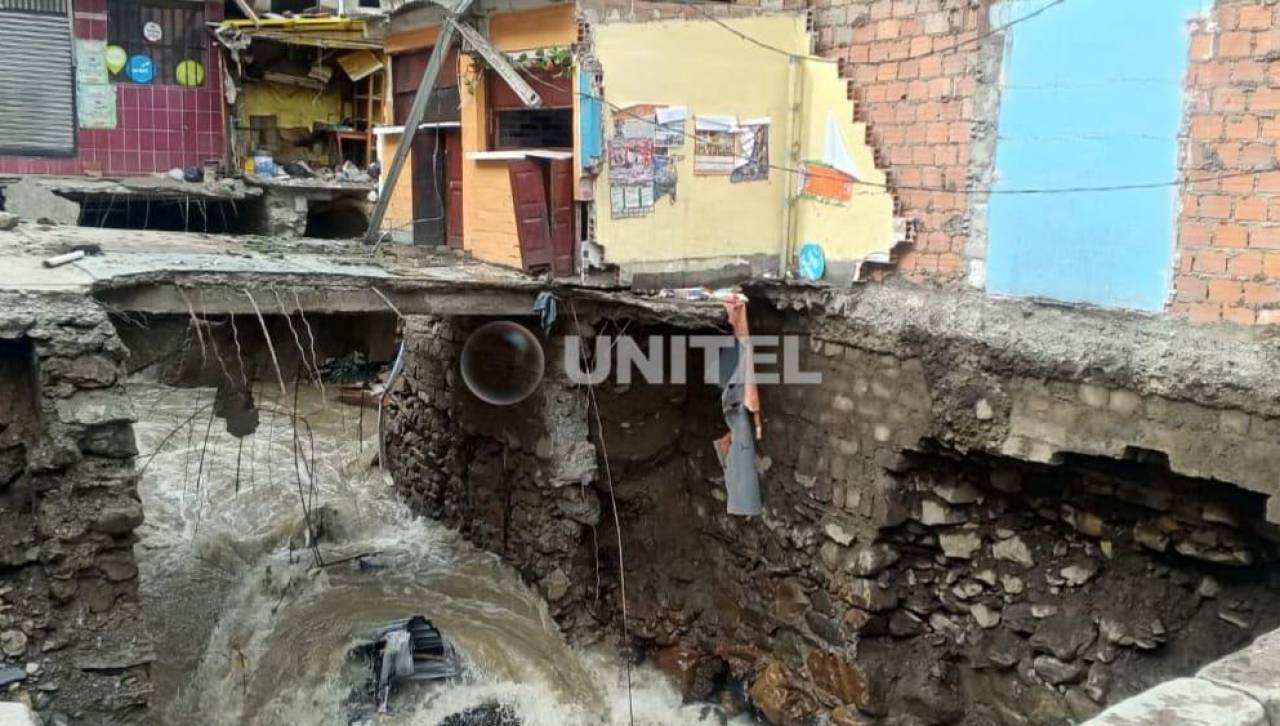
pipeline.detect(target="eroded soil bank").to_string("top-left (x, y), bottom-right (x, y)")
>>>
top-left (385, 293), bottom-right (1280, 725)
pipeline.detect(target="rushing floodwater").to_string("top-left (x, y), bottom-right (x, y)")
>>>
top-left (129, 380), bottom-right (734, 725)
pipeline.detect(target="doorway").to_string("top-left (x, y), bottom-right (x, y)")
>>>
top-left (392, 47), bottom-right (462, 246)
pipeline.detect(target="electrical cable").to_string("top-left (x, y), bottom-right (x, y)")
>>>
top-left (521, 66), bottom-right (1272, 196)
top-left (672, 0), bottom-right (1066, 66)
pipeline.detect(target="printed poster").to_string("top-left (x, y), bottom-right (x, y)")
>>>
top-left (654, 106), bottom-right (687, 147)
top-left (800, 162), bottom-right (855, 204)
top-left (608, 137), bottom-right (654, 184)
top-left (731, 119), bottom-right (769, 183)
top-left (614, 104), bottom-right (657, 141)
top-left (694, 115), bottom-right (737, 176)
top-left (653, 150), bottom-right (680, 203)
top-left (608, 137), bottom-right (655, 218)
top-left (75, 39), bottom-right (117, 129)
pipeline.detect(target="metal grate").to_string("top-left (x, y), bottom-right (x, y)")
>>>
top-left (0, 8), bottom-right (75, 155)
top-left (107, 0), bottom-right (208, 87)
top-left (0, 0), bottom-right (69, 15)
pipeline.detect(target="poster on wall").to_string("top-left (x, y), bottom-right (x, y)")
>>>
top-left (608, 137), bottom-right (655, 218)
top-left (614, 104), bottom-right (658, 141)
top-left (653, 150), bottom-right (680, 203)
top-left (78, 85), bottom-right (118, 129)
top-left (799, 162), bottom-right (855, 204)
top-left (654, 106), bottom-right (687, 147)
top-left (76, 39), bottom-right (109, 84)
top-left (731, 118), bottom-right (769, 183)
top-left (75, 39), bottom-right (117, 129)
top-left (694, 115), bottom-right (737, 175)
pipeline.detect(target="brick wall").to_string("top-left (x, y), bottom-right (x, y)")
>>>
top-left (812, 0), bottom-right (989, 280)
top-left (0, 0), bottom-right (226, 177)
top-left (1172, 0), bottom-right (1280, 325)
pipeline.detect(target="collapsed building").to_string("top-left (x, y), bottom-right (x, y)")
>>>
top-left (2, 0), bottom-right (1280, 725)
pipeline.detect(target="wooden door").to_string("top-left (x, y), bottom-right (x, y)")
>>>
top-left (445, 129), bottom-right (464, 249)
top-left (508, 159), bottom-right (552, 272)
top-left (548, 158), bottom-right (575, 277)
top-left (410, 130), bottom-right (446, 244)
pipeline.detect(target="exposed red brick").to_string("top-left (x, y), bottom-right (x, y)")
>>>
top-left (1236, 196), bottom-right (1268, 220)
top-left (1194, 249), bottom-right (1229, 274)
top-left (1220, 30), bottom-right (1254, 58)
top-left (1250, 226), bottom-right (1280, 248)
top-left (1229, 251), bottom-right (1265, 275)
top-left (1177, 275), bottom-right (1210, 302)
top-left (1239, 5), bottom-right (1273, 30)
top-left (1223, 305), bottom-right (1258, 324)
top-left (1215, 222), bottom-right (1249, 247)
top-left (1209, 278), bottom-right (1244, 303)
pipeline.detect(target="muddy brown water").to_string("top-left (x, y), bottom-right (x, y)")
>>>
top-left (129, 381), bottom-right (738, 725)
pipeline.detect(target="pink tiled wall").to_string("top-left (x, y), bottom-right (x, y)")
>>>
top-left (0, 0), bottom-right (226, 177)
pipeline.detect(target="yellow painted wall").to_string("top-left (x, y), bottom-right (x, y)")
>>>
top-left (465, 5), bottom-right (576, 266)
top-left (381, 5), bottom-right (575, 267)
top-left (592, 16), bottom-right (804, 268)
top-left (591, 15), bottom-right (898, 279)
top-left (239, 82), bottom-right (345, 129)
top-left (794, 60), bottom-right (897, 272)
top-left (380, 135), bottom-right (416, 237)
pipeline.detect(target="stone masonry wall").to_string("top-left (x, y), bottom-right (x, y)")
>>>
top-left (387, 294), bottom-right (1280, 724)
top-left (0, 292), bottom-right (149, 724)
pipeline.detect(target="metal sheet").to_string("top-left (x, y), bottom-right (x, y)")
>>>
top-left (0, 4), bottom-right (75, 155)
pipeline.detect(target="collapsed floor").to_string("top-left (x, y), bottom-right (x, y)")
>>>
top-left (384, 296), bottom-right (1280, 725)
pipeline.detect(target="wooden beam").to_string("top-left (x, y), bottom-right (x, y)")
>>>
top-left (453, 21), bottom-right (542, 109)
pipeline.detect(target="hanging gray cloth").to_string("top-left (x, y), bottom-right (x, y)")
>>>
top-left (533, 291), bottom-right (557, 337)
top-left (715, 342), bottom-right (762, 516)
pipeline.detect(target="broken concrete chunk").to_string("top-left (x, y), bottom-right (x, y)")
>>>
top-left (1060, 559), bottom-right (1098, 587)
top-left (1033, 655), bottom-right (1084, 685)
top-left (3, 179), bottom-right (80, 225)
top-left (1000, 574), bottom-right (1024, 595)
top-left (844, 578), bottom-right (898, 612)
top-left (916, 497), bottom-right (967, 526)
top-left (1198, 630), bottom-right (1280, 724)
top-left (1197, 576), bottom-right (1221, 599)
top-left (1031, 613), bottom-right (1096, 660)
top-left (845, 543), bottom-right (899, 577)
top-left (1, 629), bottom-right (28, 658)
top-left (822, 521), bottom-right (855, 546)
top-left (889, 610), bottom-right (924, 638)
top-left (934, 481), bottom-right (980, 505)
top-left (0, 212), bottom-right (17, 231)
top-left (970, 603), bottom-right (1001, 629)
top-left (992, 535), bottom-right (1035, 568)
top-left (1088, 677), bottom-right (1267, 726)
top-left (938, 531), bottom-right (982, 560)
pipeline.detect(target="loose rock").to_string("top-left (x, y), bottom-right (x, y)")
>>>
top-left (992, 535), bottom-right (1035, 568)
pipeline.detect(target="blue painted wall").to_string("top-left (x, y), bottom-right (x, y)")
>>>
top-left (986, 0), bottom-right (1202, 311)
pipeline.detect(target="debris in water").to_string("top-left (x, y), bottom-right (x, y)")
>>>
top-left (344, 616), bottom-right (461, 721)
top-left (439, 703), bottom-right (521, 726)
